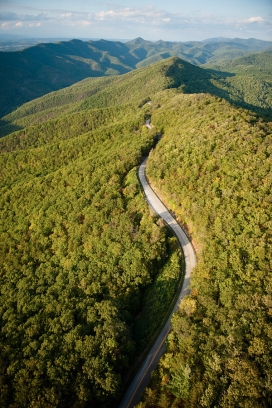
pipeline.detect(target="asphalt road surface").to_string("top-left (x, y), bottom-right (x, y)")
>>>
top-left (119, 158), bottom-right (196, 408)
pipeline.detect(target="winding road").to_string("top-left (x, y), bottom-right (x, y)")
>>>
top-left (119, 157), bottom-right (196, 408)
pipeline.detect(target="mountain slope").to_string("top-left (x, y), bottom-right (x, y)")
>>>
top-left (205, 50), bottom-right (272, 118)
top-left (0, 56), bottom-right (271, 407)
top-left (0, 39), bottom-right (134, 117)
top-left (206, 49), bottom-right (272, 73)
top-left (2, 53), bottom-right (272, 140)
top-left (0, 57), bottom-right (227, 136)
top-left (138, 91), bottom-right (272, 408)
top-left (1, 37), bottom-right (271, 117)
top-left (0, 58), bottom-right (186, 408)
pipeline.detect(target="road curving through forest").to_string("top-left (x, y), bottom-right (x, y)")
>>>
top-left (119, 157), bottom-right (197, 408)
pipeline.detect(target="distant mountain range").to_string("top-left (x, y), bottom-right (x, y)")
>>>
top-left (0, 37), bottom-right (271, 117)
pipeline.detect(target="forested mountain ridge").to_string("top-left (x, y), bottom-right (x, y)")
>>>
top-left (137, 92), bottom-right (272, 407)
top-left (1, 52), bottom-right (272, 139)
top-left (1, 56), bottom-right (271, 407)
top-left (204, 50), bottom-right (272, 117)
top-left (206, 49), bottom-right (272, 73)
top-left (0, 58), bottom-right (186, 407)
top-left (0, 57), bottom-right (225, 137)
top-left (0, 36), bottom-right (271, 117)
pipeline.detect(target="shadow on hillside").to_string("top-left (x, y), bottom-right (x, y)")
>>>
top-left (204, 68), bottom-right (236, 78)
top-left (0, 119), bottom-right (22, 138)
top-left (165, 59), bottom-right (272, 120)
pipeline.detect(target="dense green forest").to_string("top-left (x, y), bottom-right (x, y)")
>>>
top-left (0, 59), bottom-right (186, 407)
top-left (136, 92), bottom-right (272, 407)
top-left (0, 36), bottom-right (271, 117)
top-left (205, 50), bottom-right (272, 118)
top-left (0, 57), bottom-right (224, 137)
top-left (1, 56), bottom-right (271, 407)
top-left (1, 51), bottom-right (272, 140)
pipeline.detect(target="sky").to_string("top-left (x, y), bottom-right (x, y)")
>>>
top-left (0, 0), bottom-right (272, 42)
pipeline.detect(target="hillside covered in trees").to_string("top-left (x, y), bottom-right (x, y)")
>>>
top-left (0, 56), bottom-right (271, 407)
top-left (137, 88), bottom-right (272, 407)
top-left (205, 50), bottom-right (272, 119)
top-left (1, 49), bottom-right (272, 140)
top-left (0, 36), bottom-right (271, 117)
top-left (0, 58), bottom-right (188, 407)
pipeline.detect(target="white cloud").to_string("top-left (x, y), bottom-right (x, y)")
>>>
top-left (58, 11), bottom-right (94, 25)
top-left (95, 11), bottom-right (110, 21)
top-left (243, 16), bottom-right (264, 24)
top-left (60, 12), bottom-right (72, 18)
top-left (80, 21), bottom-right (91, 27)
top-left (0, 6), bottom-right (267, 32)
top-left (0, 4), bottom-right (271, 41)
top-left (93, 6), bottom-right (175, 24)
top-left (1, 21), bottom-right (10, 28)
top-left (13, 21), bottom-right (42, 28)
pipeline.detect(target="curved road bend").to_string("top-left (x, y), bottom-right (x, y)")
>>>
top-left (119, 158), bottom-right (196, 408)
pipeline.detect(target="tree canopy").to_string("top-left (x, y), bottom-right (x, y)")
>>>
top-left (137, 91), bottom-right (272, 408)
top-left (1, 56), bottom-right (271, 407)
